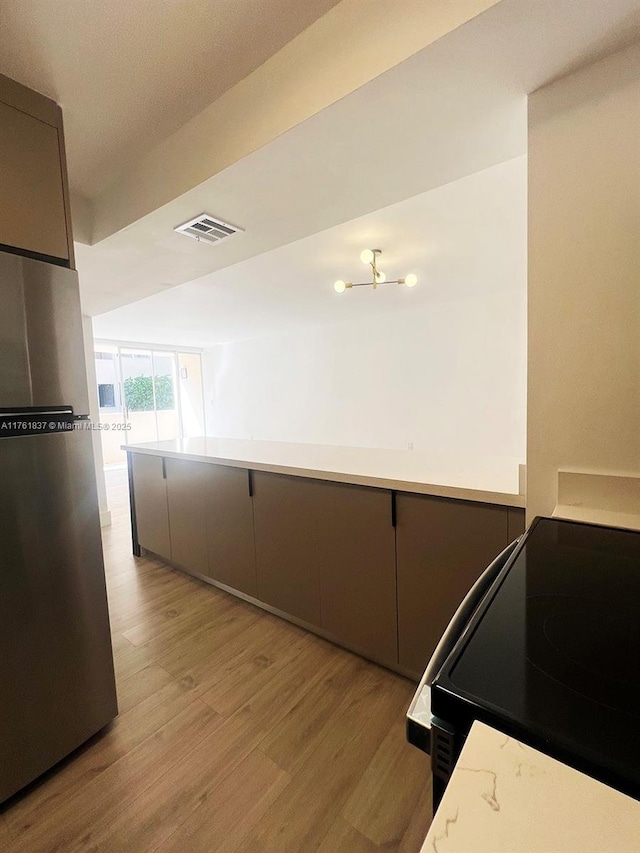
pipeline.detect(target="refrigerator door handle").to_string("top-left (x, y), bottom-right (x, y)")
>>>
top-left (0, 407), bottom-right (73, 417)
top-left (0, 406), bottom-right (76, 438)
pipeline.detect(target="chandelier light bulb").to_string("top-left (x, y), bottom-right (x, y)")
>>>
top-left (360, 249), bottom-right (374, 265)
top-left (334, 279), bottom-right (346, 294)
top-left (375, 271), bottom-right (386, 284)
top-left (405, 273), bottom-right (418, 288)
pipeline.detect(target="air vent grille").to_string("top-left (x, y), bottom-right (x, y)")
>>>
top-left (174, 214), bottom-right (242, 245)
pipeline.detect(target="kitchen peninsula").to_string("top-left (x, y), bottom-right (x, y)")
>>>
top-left (124, 438), bottom-right (525, 678)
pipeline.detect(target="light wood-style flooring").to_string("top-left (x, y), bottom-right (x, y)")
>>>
top-left (0, 467), bottom-right (432, 852)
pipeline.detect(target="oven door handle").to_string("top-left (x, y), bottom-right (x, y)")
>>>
top-left (406, 537), bottom-right (521, 753)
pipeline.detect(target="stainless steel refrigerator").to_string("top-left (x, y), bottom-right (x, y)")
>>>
top-left (0, 250), bottom-right (117, 804)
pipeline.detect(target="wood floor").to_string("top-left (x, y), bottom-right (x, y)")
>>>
top-left (0, 467), bottom-right (432, 852)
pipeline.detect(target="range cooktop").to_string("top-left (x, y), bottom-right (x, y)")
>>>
top-left (432, 516), bottom-right (640, 800)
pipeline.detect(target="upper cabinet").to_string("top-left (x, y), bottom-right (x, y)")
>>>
top-left (0, 74), bottom-right (73, 265)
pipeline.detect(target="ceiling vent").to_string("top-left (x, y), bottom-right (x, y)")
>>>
top-left (174, 214), bottom-right (242, 245)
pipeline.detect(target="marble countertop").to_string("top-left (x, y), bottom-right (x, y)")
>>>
top-left (123, 437), bottom-right (525, 507)
top-left (422, 721), bottom-right (640, 853)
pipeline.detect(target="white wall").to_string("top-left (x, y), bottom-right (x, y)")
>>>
top-left (81, 316), bottom-right (111, 527)
top-left (527, 41), bottom-right (640, 521)
top-left (203, 284), bottom-right (526, 462)
top-left (178, 353), bottom-right (205, 437)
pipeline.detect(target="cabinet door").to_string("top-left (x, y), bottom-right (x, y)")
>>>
top-left (396, 495), bottom-right (508, 676)
top-left (318, 482), bottom-right (397, 667)
top-left (0, 101), bottom-right (69, 260)
top-left (165, 457), bottom-right (208, 576)
top-left (252, 472), bottom-right (323, 627)
top-left (205, 465), bottom-right (257, 597)
top-left (252, 472), bottom-right (397, 664)
top-left (131, 454), bottom-right (170, 559)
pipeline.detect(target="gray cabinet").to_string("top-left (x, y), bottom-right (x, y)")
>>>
top-left (252, 472), bottom-right (397, 665)
top-left (396, 494), bottom-right (510, 676)
top-left (0, 75), bottom-right (73, 263)
top-left (508, 507), bottom-right (526, 540)
top-left (129, 451), bottom-right (524, 677)
top-left (135, 456), bottom-right (257, 592)
top-left (317, 482), bottom-right (397, 667)
top-left (165, 457), bottom-right (209, 576)
top-left (131, 454), bottom-right (170, 559)
top-left (251, 472), bottom-right (323, 627)
top-left (205, 465), bottom-right (257, 597)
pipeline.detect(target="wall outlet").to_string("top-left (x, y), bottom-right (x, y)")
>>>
top-left (407, 441), bottom-right (414, 451)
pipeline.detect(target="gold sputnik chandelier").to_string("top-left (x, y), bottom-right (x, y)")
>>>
top-left (333, 249), bottom-right (417, 293)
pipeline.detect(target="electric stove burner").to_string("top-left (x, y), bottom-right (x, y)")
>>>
top-left (526, 594), bottom-right (640, 717)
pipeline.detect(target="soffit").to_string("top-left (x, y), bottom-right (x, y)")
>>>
top-left (0, 0), bottom-right (342, 197)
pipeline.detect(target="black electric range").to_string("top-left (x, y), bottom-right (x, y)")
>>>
top-left (430, 516), bottom-right (640, 804)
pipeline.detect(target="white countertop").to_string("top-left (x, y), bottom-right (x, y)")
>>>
top-left (123, 437), bottom-right (525, 507)
top-left (422, 721), bottom-right (640, 853)
top-left (554, 470), bottom-right (640, 532)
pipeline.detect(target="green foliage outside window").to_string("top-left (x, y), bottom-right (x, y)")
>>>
top-left (123, 374), bottom-right (175, 412)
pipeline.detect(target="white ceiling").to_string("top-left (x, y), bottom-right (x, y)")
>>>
top-left (92, 155), bottom-right (527, 347)
top-left (0, 0), bottom-right (340, 197)
top-left (78, 0), bottom-right (640, 318)
top-left (2, 0), bottom-right (639, 344)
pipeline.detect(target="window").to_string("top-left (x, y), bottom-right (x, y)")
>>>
top-left (93, 343), bottom-right (205, 467)
top-left (98, 384), bottom-right (116, 408)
